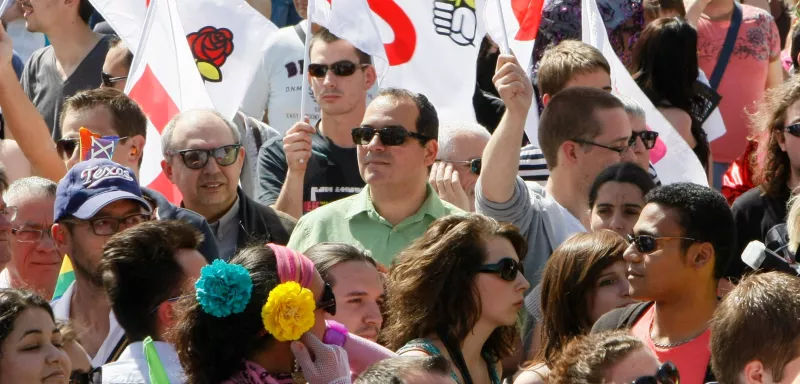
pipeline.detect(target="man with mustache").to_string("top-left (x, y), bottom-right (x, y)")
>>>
top-left (257, 28), bottom-right (376, 219)
top-left (287, 87), bottom-right (463, 266)
top-left (161, 109), bottom-right (296, 261)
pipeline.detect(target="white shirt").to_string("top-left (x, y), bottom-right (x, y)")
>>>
top-left (0, 269), bottom-right (11, 289)
top-left (102, 341), bottom-right (185, 384)
top-left (240, 20), bottom-right (321, 135)
top-left (51, 282), bottom-right (126, 367)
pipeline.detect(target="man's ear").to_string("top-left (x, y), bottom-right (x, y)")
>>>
top-left (127, 135), bottom-right (146, 166)
top-left (542, 93), bottom-right (552, 107)
top-left (424, 139), bottom-right (439, 167)
top-left (161, 158), bottom-right (175, 183)
top-left (364, 65), bottom-right (377, 90)
top-left (51, 223), bottom-right (70, 254)
top-left (560, 141), bottom-right (581, 166)
top-left (691, 242), bottom-right (714, 271)
top-left (741, 360), bottom-right (769, 384)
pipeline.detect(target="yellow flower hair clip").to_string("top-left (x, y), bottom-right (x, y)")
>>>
top-left (262, 281), bottom-right (316, 341)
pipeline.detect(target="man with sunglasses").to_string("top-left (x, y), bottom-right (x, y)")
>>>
top-left (99, 38), bottom-right (131, 91)
top-left (431, 121), bottom-right (491, 212)
top-left (287, 87), bottom-right (463, 266)
top-left (0, 177), bottom-right (61, 299)
top-left (592, 182), bottom-right (736, 384)
top-left (161, 109), bottom-right (296, 261)
top-left (258, 28), bottom-right (375, 219)
top-left (50, 159), bottom-right (154, 367)
top-left (98, 220), bottom-right (207, 383)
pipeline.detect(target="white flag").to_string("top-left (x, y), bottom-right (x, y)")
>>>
top-left (581, 0), bottom-right (708, 186)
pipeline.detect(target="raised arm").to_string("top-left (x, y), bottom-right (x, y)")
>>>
top-left (0, 27), bottom-right (66, 182)
top-left (479, 54), bottom-right (533, 203)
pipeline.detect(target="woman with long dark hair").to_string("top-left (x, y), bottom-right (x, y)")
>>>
top-left (383, 214), bottom-right (530, 384)
top-left (630, 17), bottom-right (711, 173)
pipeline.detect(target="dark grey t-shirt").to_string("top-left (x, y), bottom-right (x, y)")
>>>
top-left (21, 35), bottom-right (111, 140)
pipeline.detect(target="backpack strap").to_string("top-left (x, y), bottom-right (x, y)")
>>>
top-left (709, 2), bottom-right (743, 90)
top-left (294, 23), bottom-right (306, 45)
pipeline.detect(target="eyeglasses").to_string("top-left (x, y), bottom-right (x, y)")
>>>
top-left (316, 283), bottom-right (336, 316)
top-left (352, 126), bottom-right (430, 146)
top-left (438, 158), bottom-right (481, 175)
top-left (149, 296), bottom-right (182, 314)
top-left (478, 258), bottom-right (524, 281)
top-left (627, 234), bottom-right (701, 253)
top-left (166, 144), bottom-right (242, 170)
top-left (11, 227), bottom-right (53, 243)
top-left (308, 60), bottom-right (369, 78)
top-left (0, 206), bottom-right (17, 221)
top-left (101, 72), bottom-right (128, 88)
top-left (61, 213), bottom-right (151, 236)
top-left (631, 131), bottom-right (660, 150)
top-left (573, 138), bottom-right (633, 154)
top-left (632, 361), bottom-right (680, 384)
top-left (56, 138), bottom-right (80, 159)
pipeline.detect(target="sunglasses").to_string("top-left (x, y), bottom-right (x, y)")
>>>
top-left (627, 234), bottom-right (701, 253)
top-left (316, 283), bottom-right (336, 316)
top-left (631, 131), bottom-right (659, 150)
top-left (785, 123), bottom-right (800, 137)
top-left (632, 361), bottom-right (680, 384)
top-left (56, 138), bottom-right (80, 159)
top-left (308, 60), bottom-right (369, 78)
top-left (69, 367), bottom-right (102, 384)
top-left (101, 72), bottom-right (128, 88)
top-left (478, 258), bottom-right (524, 281)
top-left (352, 126), bottom-right (430, 146)
top-left (166, 144), bottom-right (242, 170)
top-left (438, 158), bottom-right (481, 175)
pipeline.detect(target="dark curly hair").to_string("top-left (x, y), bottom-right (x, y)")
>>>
top-left (381, 214), bottom-right (527, 362)
top-left (174, 247), bottom-right (280, 384)
top-left (752, 77), bottom-right (800, 198)
top-left (0, 289), bottom-right (55, 356)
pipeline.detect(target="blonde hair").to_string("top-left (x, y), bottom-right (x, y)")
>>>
top-left (787, 192), bottom-right (800, 254)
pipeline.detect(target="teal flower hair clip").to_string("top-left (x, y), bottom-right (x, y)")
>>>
top-left (195, 259), bottom-right (253, 318)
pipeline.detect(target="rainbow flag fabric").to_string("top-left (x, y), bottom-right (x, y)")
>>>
top-left (51, 256), bottom-right (75, 301)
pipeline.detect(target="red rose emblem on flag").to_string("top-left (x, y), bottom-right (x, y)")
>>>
top-left (187, 26), bottom-right (235, 83)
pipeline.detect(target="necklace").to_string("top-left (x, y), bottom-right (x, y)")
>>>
top-left (649, 318), bottom-right (708, 349)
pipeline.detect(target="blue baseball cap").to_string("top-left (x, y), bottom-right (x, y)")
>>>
top-left (54, 159), bottom-right (151, 223)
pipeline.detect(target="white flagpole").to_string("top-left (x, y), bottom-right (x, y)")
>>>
top-left (494, 0), bottom-right (511, 54)
top-left (299, 1), bottom-right (314, 121)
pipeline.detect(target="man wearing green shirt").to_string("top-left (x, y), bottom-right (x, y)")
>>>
top-left (287, 88), bottom-right (463, 265)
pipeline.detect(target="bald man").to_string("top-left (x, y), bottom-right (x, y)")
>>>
top-left (160, 109), bottom-right (295, 260)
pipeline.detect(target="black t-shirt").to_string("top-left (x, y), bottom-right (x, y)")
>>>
top-left (727, 185), bottom-right (791, 279)
top-left (256, 128), bottom-right (364, 215)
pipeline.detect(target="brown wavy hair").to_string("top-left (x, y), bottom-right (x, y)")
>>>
top-left (381, 214), bottom-right (527, 361)
top-left (532, 231), bottom-right (628, 367)
top-left (549, 331), bottom-right (645, 384)
top-left (753, 77), bottom-right (800, 197)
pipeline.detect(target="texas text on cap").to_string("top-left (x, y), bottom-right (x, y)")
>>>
top-left (54, 159), bottom-right (152, 223)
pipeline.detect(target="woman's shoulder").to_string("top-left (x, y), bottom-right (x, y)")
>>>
top-left (514, 364), bottom-right (550, 384)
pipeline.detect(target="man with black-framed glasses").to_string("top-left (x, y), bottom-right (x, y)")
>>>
top-left (592, 182), bottom-right (735, 383)
top-left (0, 176), bottom-right (61, 299)
top-left (98, 219), bottom-right (207, 383)
top-left (50, 159), bottom-right (154, 367)
top-left (161, 109), bottom-right (296, 260)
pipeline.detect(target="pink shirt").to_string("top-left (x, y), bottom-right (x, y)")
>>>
top-left (631, 306), bottom-right (712, 384)
top-left (697, 4), bottom-right (780, 163)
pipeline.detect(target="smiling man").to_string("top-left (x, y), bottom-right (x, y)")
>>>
top-left (161, 109), bottom-right (296, 261)
top-left (592, 183), bottom-right (735, 384)
top-left (287, 88), bottom-right (462, 266)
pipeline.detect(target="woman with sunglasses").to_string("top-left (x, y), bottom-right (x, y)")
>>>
top-left (0, 289), bottom-right (71, 384)
top-left (515, 231), bottom-right (633, 384)
top-left (589, 163), bottom-right (657, 237)
top-left (548, 331), bottom-right (679, 384)
top-left (630, 17), bottom-right (711, 175)
top-left (175, 243), bottom-right (393, 384)
top-left (383, 214), bottom-right (529, 384)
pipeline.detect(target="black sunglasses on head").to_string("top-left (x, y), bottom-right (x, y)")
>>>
top-left (631, 130), bottom-right (659, 150)
top-left (437, 158), bottom-right (481, 175)
top-left (166, 144), bottom-right (242, 170)
top-left (478, 258), bottom-right (523, 281)
top-left (308, 60), bottom-right (369, 78)
top-left (316, 282), bottom-right (336, 316)
top-left (101, 72), bottom-right (128, 88)
top-left (632, 361), bottom-right (680, 384)
top-left (352, 126), bottom-right (429, 146)
top-left (627, 234), bottom-right (701, 253)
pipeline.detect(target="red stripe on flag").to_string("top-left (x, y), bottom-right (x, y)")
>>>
top-left (128, 64), bottom-right (183, 203)
top-left (512, 0), bottom-right (544, 41)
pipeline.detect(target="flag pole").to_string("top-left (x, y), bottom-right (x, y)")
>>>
top-left (494, 0), bottom-right (511, 54)
top-left (299, 3), bottom-right (314, 121)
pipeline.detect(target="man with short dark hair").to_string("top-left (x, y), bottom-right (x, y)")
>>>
top-left (258, 28), bottom-right (375, 218)
top-left (287, 88), bottom-right (462, 265)
top-left (355, 355), bottom-right (452, 384)
top-left (100, 38), bottom-right (132, 91)
top-left (51, 159), bottom-right (154, 366)
top-left (306, 243), bottom-right (385, 341)
top-left (710, 272), bottom-right (800, 384)
top-left (17, 0), bottom-right (111, 139)
top-left (592, 182), bottom-right (736, 384)
top-left (99, 219), bottom-right (208, 382)
top-left (161, 109), bottom-right (295, 260)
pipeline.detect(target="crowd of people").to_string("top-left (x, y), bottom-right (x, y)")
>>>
top-left (0, 0), bottom-right (799, 383)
